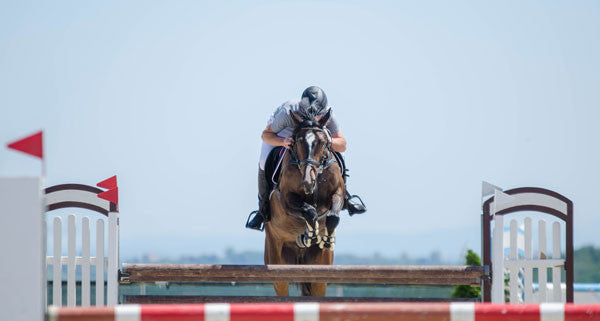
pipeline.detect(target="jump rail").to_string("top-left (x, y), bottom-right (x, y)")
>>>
top-left (120, 264), bottom-right (488, 286)
top-left (122, 295), bottom-right (479, 303)
top-left (48, 303), bottom-right (600, 321)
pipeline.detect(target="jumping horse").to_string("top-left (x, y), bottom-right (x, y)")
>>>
top-left (264, 109), bottom-right (345, 296)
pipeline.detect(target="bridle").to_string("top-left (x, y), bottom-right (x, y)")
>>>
top-left (284, 127), bottom-right (336, 175)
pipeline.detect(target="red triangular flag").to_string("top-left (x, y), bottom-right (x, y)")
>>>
top-left (7, 131), bottom-right (43, 159)
top-left (98, 187), bottom-right (118, 204)
top-left (97, 175), bottom-right (118, 190)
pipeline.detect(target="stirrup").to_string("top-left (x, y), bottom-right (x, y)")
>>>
top-left (347, 194), bottom-right (367, 216)
top-left (245, 210), bottom-right (265, 231)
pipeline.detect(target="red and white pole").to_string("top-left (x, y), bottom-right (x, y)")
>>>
top-left (47, 303), bottom-right (600, 321)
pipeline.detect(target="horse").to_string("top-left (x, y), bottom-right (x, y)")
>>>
top-left (264, 109), bottom-right (345, 297)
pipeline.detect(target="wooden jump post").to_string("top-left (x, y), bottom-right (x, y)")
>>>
top-left (120, 264), bottom-right (488, 286)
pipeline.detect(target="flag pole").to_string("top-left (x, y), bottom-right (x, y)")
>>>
top-left (41, 131), bottom-right (46, 182)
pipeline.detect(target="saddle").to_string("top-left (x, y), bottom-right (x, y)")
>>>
top-left (264, 146), bottom-right (347, 192)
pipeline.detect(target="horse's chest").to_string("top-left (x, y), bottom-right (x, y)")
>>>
top-left (301, 189), bottom-right (330, 205)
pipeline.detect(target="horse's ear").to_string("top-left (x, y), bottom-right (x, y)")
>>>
top-left (290, 110), bottom-right (303, 126)
top-left (318, 108), bottom-right (332, 127)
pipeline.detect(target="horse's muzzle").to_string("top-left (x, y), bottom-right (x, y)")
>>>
top-left (302, 180), bottom-right (316, 195)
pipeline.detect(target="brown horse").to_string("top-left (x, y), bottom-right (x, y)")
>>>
top-left (264, 109), bottom-right (345, 296)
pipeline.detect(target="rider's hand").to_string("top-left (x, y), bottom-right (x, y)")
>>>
top-left (282, 137), bottom-right (294, 149)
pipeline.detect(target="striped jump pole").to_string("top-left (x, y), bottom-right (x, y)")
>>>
top-left (48, 303), bottom-right (600, 321)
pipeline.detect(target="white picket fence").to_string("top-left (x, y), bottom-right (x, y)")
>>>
top-left (504, 218), bottom-right (563, 303)
top-left (483, 183), bottom-right (574, 303)
top-left (45, 184), bottom-right (119, 307)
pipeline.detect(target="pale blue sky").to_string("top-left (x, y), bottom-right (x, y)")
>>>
top-left (1, 1), bottom-right (599, 261)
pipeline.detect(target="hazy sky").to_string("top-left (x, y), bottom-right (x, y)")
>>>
top-left (1, 1), bottom-right (599, 261)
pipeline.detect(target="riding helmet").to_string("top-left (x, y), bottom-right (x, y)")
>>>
top-left (299, 86), bottom-right (328, 116)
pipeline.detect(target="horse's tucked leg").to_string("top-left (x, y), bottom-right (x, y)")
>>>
top-left (285, 194), bottom-right (320, 248)
top-left (285, 193), bottom-right (319, 230)
top-left (319, 190), bottom-right (343, 250)
top-left (299, 202), bottom-right (319, 232)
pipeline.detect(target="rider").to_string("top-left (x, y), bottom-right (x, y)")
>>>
top-left (246, 86), bottom-right (366, 231)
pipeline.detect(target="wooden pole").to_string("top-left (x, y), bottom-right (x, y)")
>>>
top-left (121, 264), bottom-right (487, 285)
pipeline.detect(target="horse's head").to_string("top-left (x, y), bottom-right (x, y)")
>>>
top-left (289, 109), bottom-right (333, 195)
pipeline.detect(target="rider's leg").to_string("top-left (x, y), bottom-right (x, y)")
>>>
top-left (246, 142), bottom-right (275, 231)
top-left (334, 152), bottom-right (367, 215)
top-left (246, 168), bottom-right (270, 231)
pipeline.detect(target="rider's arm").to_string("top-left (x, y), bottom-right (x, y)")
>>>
top-left (262, 125), bottom-right (294, 149)
top-left (331, 131), bottom-right (347, 153)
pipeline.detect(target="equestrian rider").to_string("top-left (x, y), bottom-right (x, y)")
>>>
top-left (246, 86), bottom-right (366, 231)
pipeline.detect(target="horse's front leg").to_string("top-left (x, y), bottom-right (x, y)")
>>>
top-left (284, 193), bottom-right (319, 248)
top-left (319, 186), bottom-right (344, 250)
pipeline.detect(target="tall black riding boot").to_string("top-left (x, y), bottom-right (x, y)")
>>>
top-left (245, 169), bottom-right (270, 231)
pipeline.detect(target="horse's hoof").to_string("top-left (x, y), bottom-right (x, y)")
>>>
top-left (317, 234), bottom-right (336, 251)
top-left (296, 234), bottom-right (312, 248)
top-left (296, 235), bottom-right (306, 248)
top-left (296, 238), bottom-right (304, 248)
